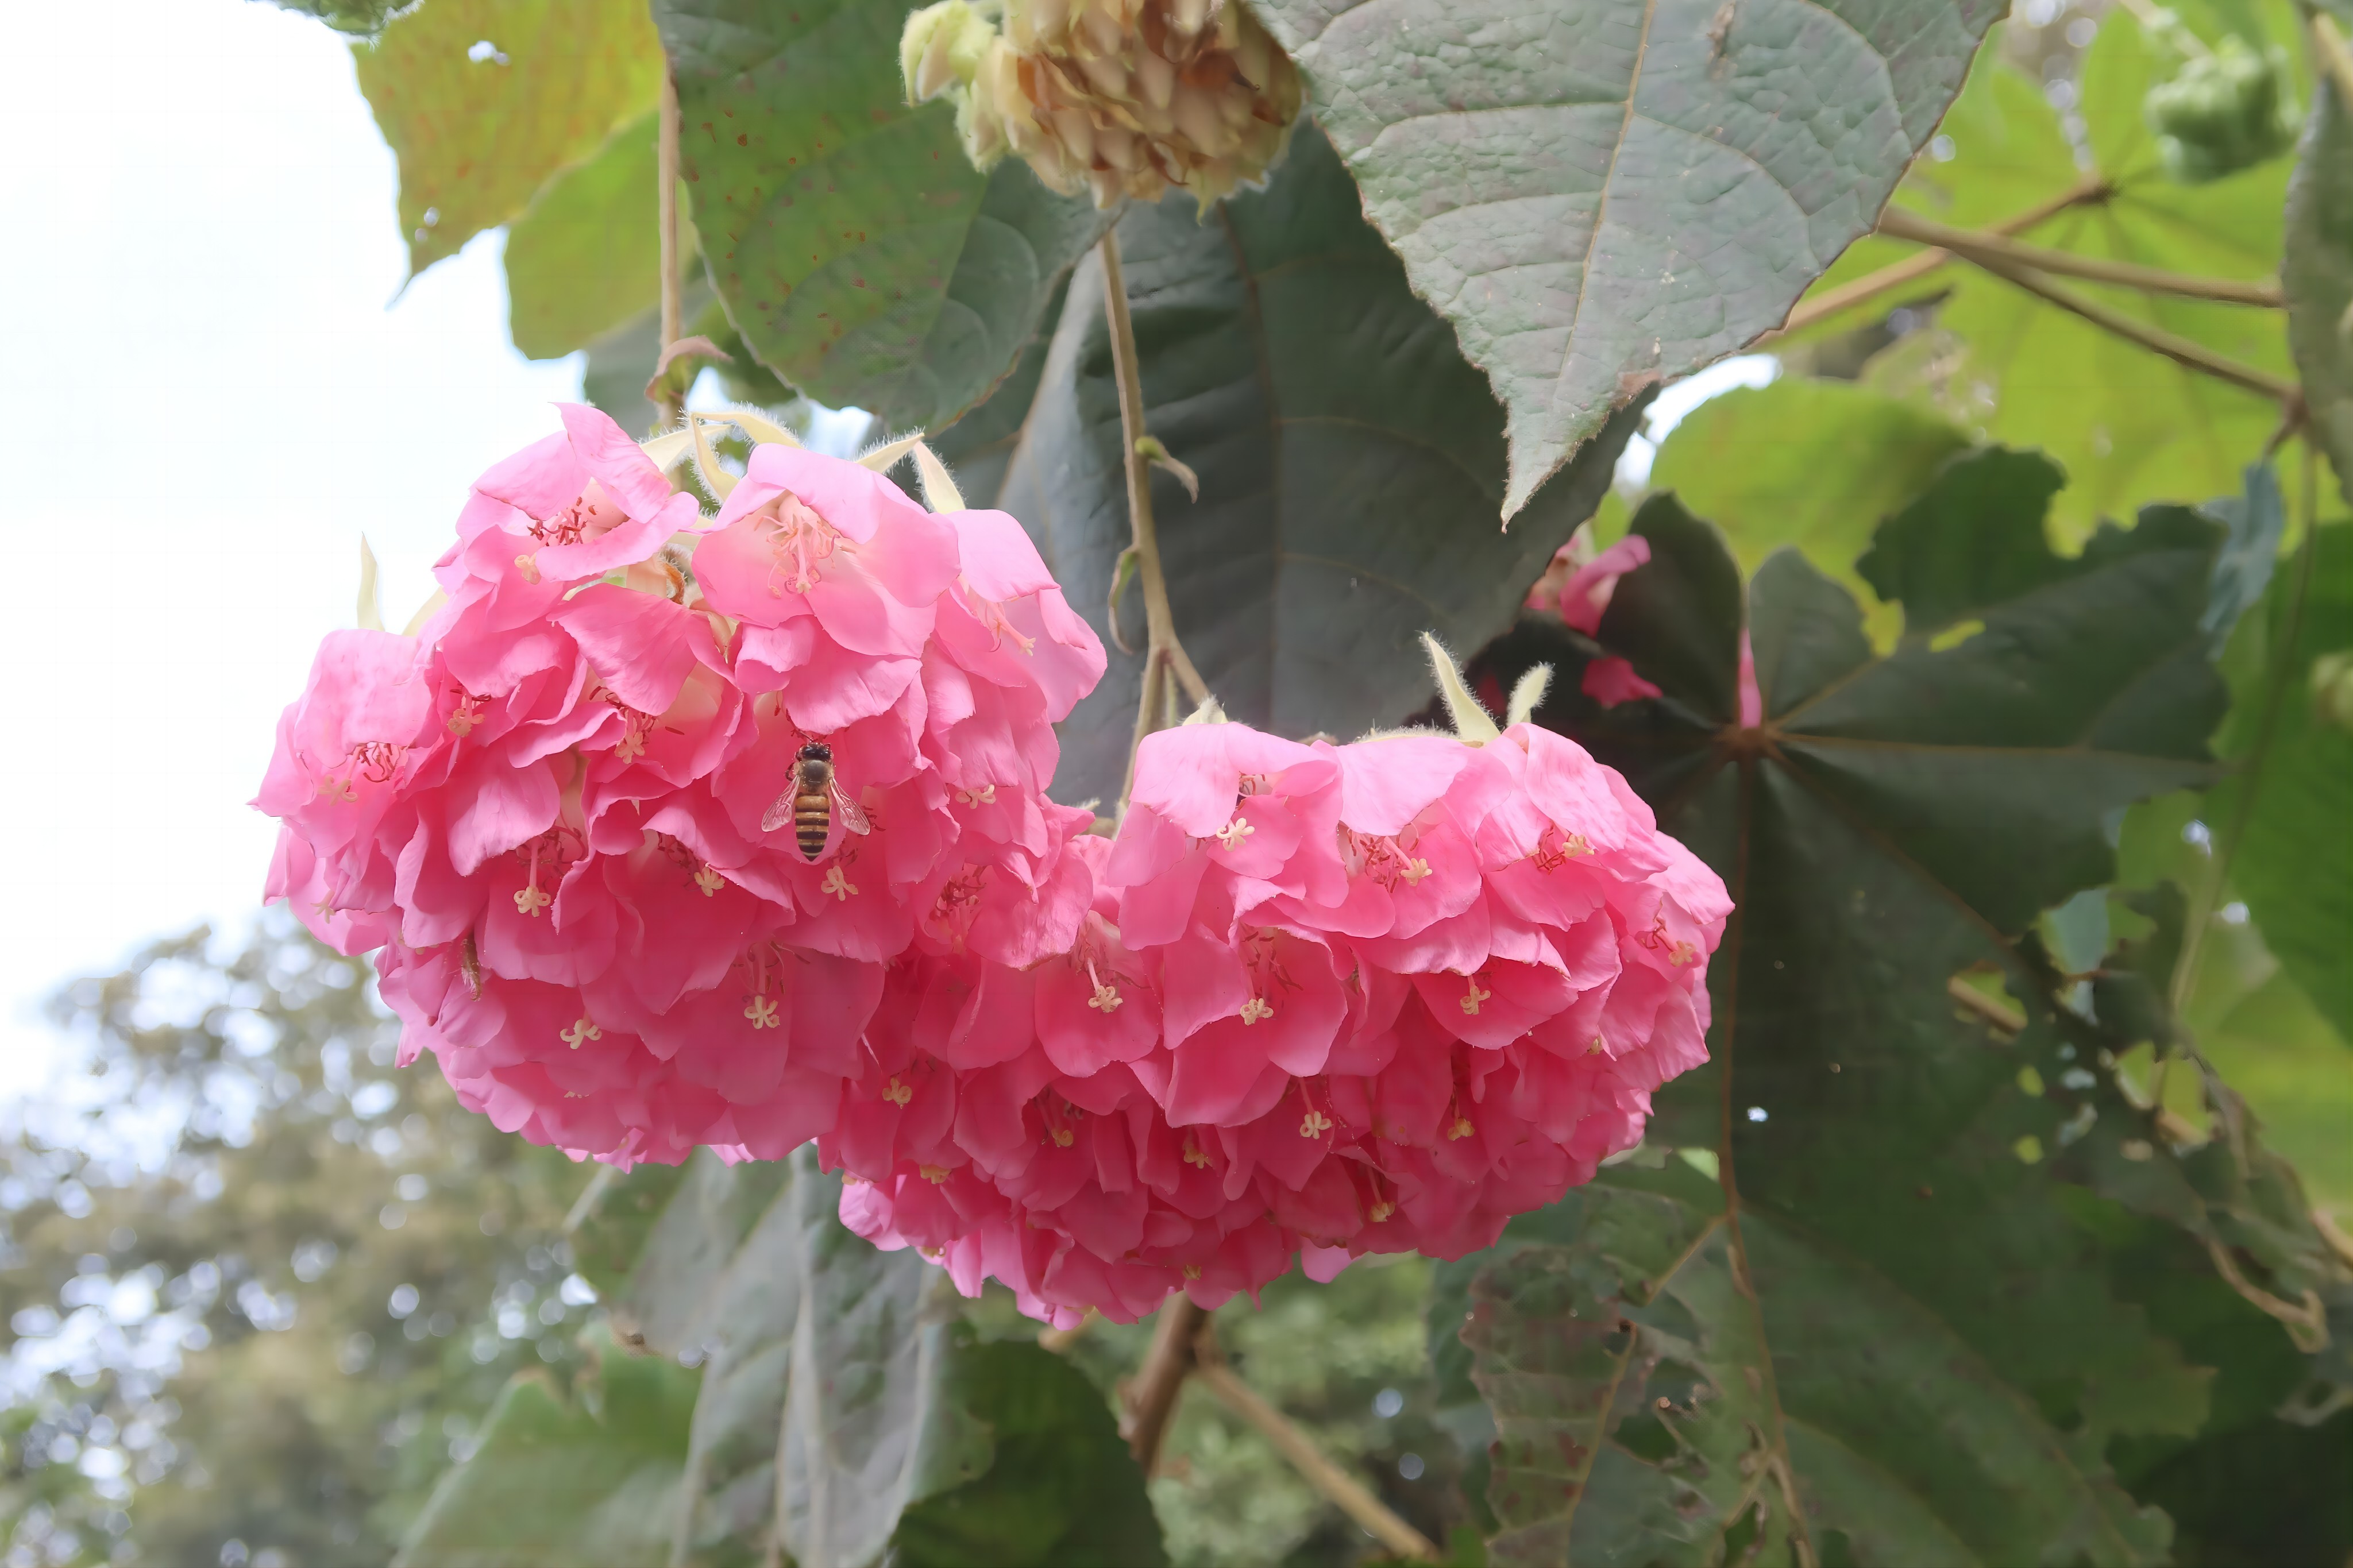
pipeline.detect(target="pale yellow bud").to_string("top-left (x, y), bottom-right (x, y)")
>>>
top-left (901, 0), bottom-right (999, 104)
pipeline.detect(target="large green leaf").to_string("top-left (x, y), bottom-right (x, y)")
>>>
top-left (2206, 523), bottom-right (2353, 1042)
top-left (394, 1328), bottom-right (699, 1568)
top-left (651, 0), bottom-right (1110, 432)
top-left (1644, 377), bottom-right (1970, 640)
top-left (354, 0), bottom-right (666, 276)
top-left (1818, 21), bottom-right (2297, 535)
top-left (1247, 0), bottom-right (2000, 515)
top-left (507, 110), bottom-right (697, 361)
top-left (565, 1148), bottom-right (1164, 1568)
top-left (965, 126), bottom-right (1640, 808)
top-left (2286, 78), bottom-right (2353, 499)
top-left (1429, 450), bottom-right (2290, 1563)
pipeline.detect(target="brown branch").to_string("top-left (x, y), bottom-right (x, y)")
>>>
top-left (1120, 1292), bottom-right (1208, 1474)
top-left (1875, 206), bottom-right (2284, 307)
top-left (1191, 1336), bottom-right (1441, 1562)
top-left (1960, 252), bottom-right (2299, 402)
top-left (1761, 176), bottom-right (2109, 340)
top-left (1947, 975), bottom-right (2027, 1036)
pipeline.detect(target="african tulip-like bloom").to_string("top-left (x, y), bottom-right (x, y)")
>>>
top-left (836, 719), bottom-right (1730, 1324)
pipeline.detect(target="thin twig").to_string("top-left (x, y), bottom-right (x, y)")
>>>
top-left (1875, 207), bottom-right (2284, 307)
top-left (1121, 1293), bottom-right (1207, 1474)
top-left (2316, 13), bottom-right (2353, 111)
top-left (1761, 176), bottom-right (2108, 340)
top-left (1960, 252), bottom-right (2299, 402)
top-left (1947, 975), bottom-right (2027, 1036)
top-left (656, 68), bottom-right (685, 434)
top-left (1191, 1339), bottom-right (1440, 1562)
top-left (1098, 230), bottom-right (1210, 810)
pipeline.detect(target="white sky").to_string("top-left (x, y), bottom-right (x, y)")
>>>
top-left (0, 0), bottom-right (1768, 1103)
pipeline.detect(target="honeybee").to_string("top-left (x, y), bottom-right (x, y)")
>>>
top-left (763, 741), bottom-right (871, 861)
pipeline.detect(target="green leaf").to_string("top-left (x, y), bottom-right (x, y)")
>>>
top-left (1432, 452), bottom-right (2278, 1565)
top-left (967, 126), bottom-right (1641, 808)
top-left (506, 110), bottom-right (697, 361)
top-left (652, 0), bottom-right (1110, 432)
top-left (1247, 0), bottom-right (1999, 515)
top-left (394, 1328), bottom-right (699, 1567)
top-left (1859, 26), bottom-right (2296, 536)
top-left (1646, 377), bottom-right (1972, 638)
top-left (890, 1338), bottom-right (1169, 1568)
top-left (2286, 78), bottom-right (2353, 501)
top-left (2206, 522), bottom-right (2353, 1042)
top-left (354, 0), bottom-right (666, 276)
top-left (565, 1148), bottom-right (1163, 1568)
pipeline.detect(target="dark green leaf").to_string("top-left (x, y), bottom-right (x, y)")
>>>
top-left (970, 126), bottom-right (1640, 807)
top-left (2286, 78), bottom-right (2353, 501)
top-left (394, 1330), bottom-right (699, 1567)
top-left (565, 1148), bottom-right (1163, 1568)
top-left (653, 0), bottom-right (1110, 431)
top-left (1432, 453), bottom-right (2277, 1565)
top-left (354, 0), bottom-right (666, 276)
top-left (890, 1338), bottom-right (1169, 1568)
top-left (1247, 0), bottom-right (2000, 513)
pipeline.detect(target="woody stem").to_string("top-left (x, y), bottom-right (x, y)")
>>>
top-left (1121, 1292), bottom-right (1208, 1473)
top-left (1100, 229), bottom-right (1210, 808)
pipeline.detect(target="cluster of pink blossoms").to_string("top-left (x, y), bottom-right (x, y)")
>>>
top-left (260, 407), bottom-right (1730, 1324)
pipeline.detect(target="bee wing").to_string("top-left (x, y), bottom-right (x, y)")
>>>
top-left (829, 779), bottom-right (873, 837)
top-left (762, 759), bottom-right (807, 835)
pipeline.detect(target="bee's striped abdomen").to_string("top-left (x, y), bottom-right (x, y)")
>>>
top-left (794, 792), bottom-right (831, 861)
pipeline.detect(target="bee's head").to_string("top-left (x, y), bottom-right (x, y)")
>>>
top-left (796, 741), bottom-right (832, 763)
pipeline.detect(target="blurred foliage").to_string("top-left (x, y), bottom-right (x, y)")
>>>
top-left (0, 916), bottom-right (587, 1567)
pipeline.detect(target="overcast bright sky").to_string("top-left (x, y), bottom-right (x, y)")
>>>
top-left (0, 0), bottom-right (1766, 1103)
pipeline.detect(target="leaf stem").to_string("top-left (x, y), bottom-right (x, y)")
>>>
top-left (1874, 207), bottom-right (2285, 307)
top-left (1958, 252), bottom-right (2298, 403)
top-left (1191, 1334), bottom-right (1441, 1561)
top-left (1099, 230), bottom-right (1210, 809)
top-left (657, 67), bottom-right (685, 434)
top-left (1761, 177), bottom-right (2109, 340)
top-left (1120, 1292), bottom-right (1208, 1473)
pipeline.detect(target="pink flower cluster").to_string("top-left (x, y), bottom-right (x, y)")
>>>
top-left (260, 408), bottom-right (1730, 1324)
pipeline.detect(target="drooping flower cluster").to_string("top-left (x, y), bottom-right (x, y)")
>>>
top-left (831, 722), bottom-right (1729, 1324)
top-left (259, 404), bottom-right (1104, 1167)
top-left (900, 0), bottom-right (1302, 207)
top-left (260, 410), bottom-right (1729, 1325)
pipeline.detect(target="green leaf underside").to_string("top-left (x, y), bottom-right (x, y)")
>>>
top-left (393, 1331), bottom-right (699, 1568)
top-left (960, 126), bottom-right (1640, 808)
top-left (563, 1147), bottom-right (1163, 1567)
top-left (654, 0), bottom-right (1110, 433)
top-left (1249, 0), bottom-right (2000, 515)
top-left (1432, 450), bottom-right (2284, 1565)
top-left (354, 0), bottom-right (665, 276)
top-left (2286, 78), bottom-right (2353, 500)
top-left (1803, 22), bottom-right (2297, 535)
top-left (506, 110), bottom-right (696, 361)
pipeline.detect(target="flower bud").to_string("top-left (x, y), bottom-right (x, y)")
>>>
top-left (907, 0), bottom-right (1304, 207)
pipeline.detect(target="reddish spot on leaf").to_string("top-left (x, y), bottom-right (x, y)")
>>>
top-left (737, 134), bottom-right (748, 146)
